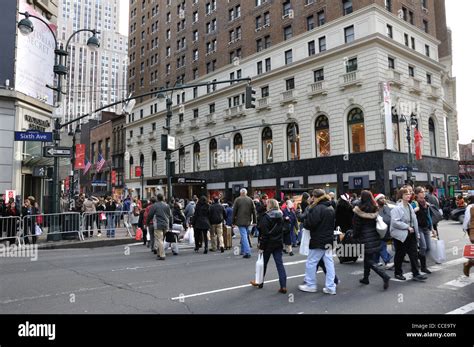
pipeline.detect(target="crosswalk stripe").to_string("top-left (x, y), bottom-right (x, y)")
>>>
top-left (446, 302), bottom-right (474, 314)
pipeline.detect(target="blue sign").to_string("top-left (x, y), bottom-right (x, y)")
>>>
top-left (14, 131), bottom-right (52, 142)
top-left (395, 166), bottom-right (419, 172)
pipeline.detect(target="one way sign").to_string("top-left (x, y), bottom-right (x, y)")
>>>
top-left (43, 146), bottom-right (72, 158)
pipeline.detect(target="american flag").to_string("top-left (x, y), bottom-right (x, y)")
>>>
top-left (83, 158), bottom-right (92, 175)
top-left (96, 153), bottom-right (106, 172)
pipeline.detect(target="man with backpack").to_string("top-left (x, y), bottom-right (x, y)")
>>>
top-left (209, 197), bottom-right (227, 253)
top-left (146, 194), bottom-right (173, 260)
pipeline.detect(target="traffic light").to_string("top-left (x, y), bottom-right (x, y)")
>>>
top-left (245, 85), bottom-right (256, 109)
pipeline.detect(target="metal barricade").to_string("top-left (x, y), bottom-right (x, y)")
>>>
top-left (0, 216), bottom-right (23, 246)
top-left (21, 213), bottom-right (82, 243)
top-left (81, 211), bottom-right (132, 239)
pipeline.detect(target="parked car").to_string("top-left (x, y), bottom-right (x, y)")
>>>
top-left (450, 207), bottom-right (466, 224)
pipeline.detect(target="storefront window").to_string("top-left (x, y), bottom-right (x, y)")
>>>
top-left (152, 151), bottom-right (157, 176)
top-left (262, 127), bottom-right (273, 163)
top-left (348, 108), bottom-right (365, 153)
top-left (392, 112), bottom-right (401, 151)
top-left (129, 156), bottom-right (134, 179)
top-left (315, 115), bottom-right (330, 157)
top-left (287, 123), bottom-right (300, 160)
top-left (179, 146), bottom-right (185, 173)
top-left (429, 118), bottom-right (437, 156)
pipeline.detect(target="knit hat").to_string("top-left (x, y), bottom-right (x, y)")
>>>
top-left (374, 193), bottom-right (385, 202)
top-left (340, 193), bottom-right (350, 202)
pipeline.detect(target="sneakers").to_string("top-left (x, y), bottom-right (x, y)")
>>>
top-left (385, 262), bottom-right (395, 270)
top-left (157, 256), bottom-right (165, 261)
top-left (242, 254), bottom-right (251, 259)
top-left (250, 280), bottom-right (264, 289)
top-left (359, 278), bottom-right (369, 285)
top-left (383, 277), bottom-right (390, 290)
top-left (421, 268), bottom-right (432, 274)
top-left (298, 284), bottom-right (317, 293)
top-left (322, 287), bottom-right (336, 295)
top-left (289, 252), bottom-right (294, 256)
top-left (278, 288), bottom-right (287, 294)
top-left (97, 233), bottom-right (102, 237)
top-left (394, 274), bottom-right (406, 281)
top-left (220, 247), bottom-right (225, 253)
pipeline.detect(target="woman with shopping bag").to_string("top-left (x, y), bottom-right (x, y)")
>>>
top-left (249, 199), bottom-right (287, 294)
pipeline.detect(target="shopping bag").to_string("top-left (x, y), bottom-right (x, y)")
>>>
top-left (36, 215), bottom-right (43, 225)
top-left (35, 224), bottom-right (43, 236)
top-left (463, 245), bottom-right (474, 259)
top-left (172, 224), bottom-right (184, 232)
top-left (146, 228), bottom-right (150, 241)
top-left (376, 215), bottom-right (388, 238)
top-left (135, 227), bottom-right (143, 241)
top-left (429, 238), bottom-right (446, 264)
top-left (100, 212), bottom-right (106, 221)
top-left (255, 253), bottom-right (264, 285)
top-left (299, 228), bottom-right (310, 256)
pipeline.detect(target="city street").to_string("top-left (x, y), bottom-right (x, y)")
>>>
top-left (0, 220), bottom-right (472, 314)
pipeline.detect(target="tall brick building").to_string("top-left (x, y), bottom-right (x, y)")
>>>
top-left (125, 0), bottom-right (458, 201)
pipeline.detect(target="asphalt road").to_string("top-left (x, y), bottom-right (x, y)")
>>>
top-left (0, 220), bottom-right (472, 314)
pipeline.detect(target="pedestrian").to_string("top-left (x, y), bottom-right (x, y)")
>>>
top-left (224, 201), bottom-right (235, 238)
top-left (209, 197), bottom-right (226, 253)
top-left (130, 198), bottom-right (140, 235)
top-left (335, 193), bottom-right (354, 233)
top-left (390, 188), bottom-right (427, 282)
top-left (21, 197), bottom-right (38, 245)
top-left (105, 196), bottom-right (117, 238)
top-left (249, 198), bottom-right (287, 293)
top-left (184, 197), bottom-right (197, 226)
top-left (95, 197), bottom-right (106, 236)
top-left (232, 188), bottom-right (257, 259)
top-left (146, 193), bottom-right (173, 260)
top-left (328, 192), bottom-right (336, 209)
top-left (5, 200), bottom-right (20, 244)
top-left (296, 192), bottom-right (310, 245)
top-left (353, 191), bottom-right (390, 290)
top-left (191, 196), bottom-right (211, 254)
top-left (144, 196), bottom-right (157, 251)
top-left (82, 196), bottom-right (97, 238)
top-left (412, 187), bottom-right (434, 274)
top-left (425, 185), bottom-right (440, 233)
top-left (462, 195), bottom-right (474, 276)
top-left (298, 189), bottom-right (337, 295)
top-left (374, 194), bottom-right (393, 268)
top-left (282, 199), bottom-right (297, 254)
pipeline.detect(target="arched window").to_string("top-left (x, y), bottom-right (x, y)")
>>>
top-left (315, 115), bottom-right (330, 157)
top-left (129, 156), bottom-right (134, 179)
top-left (287, 123), bottom-right (300, 160)
top-left (152, 151), bottom-right (157, 176)
top-left (262, 127), bottom-right (273, 163)
top-left (348, 108), bottom-right (366, 153)
top-left (193, 142), bottom-right (201, 172)
top-left (392, 109), bottom-right (401, 151)
top-left (209, 139), bottom-right (218, 169)
top-left (234, 133), bottom-right (243, 167)
top-left (179, 146), bottom-right (185, 173)
top-left (429, 118), bottom-right (437, 156)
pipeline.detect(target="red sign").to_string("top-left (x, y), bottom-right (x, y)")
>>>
top-left (75, 144), bottom-right (86, 169)
top-left (135, 166), bottom-right (142, 178)
top-left (5, 190), bottom-right (16, 203)
top-left (65, 177), bottom-right (70, 191)
top-left (111, 170), bottom-right (117, 185)
top-left (414, 127), bottom-right (423, 161)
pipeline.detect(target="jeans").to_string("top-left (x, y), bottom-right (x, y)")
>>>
top-left (239, 226), bottom-right (251, 256)
top-left (418, 228), bottom-right (431, 257)
top-left (106, 215), bottom-right (115, 238)
top-left (376, 240), bottom-right (392, 264)
top-left (304, 248), bottom-right (336, 292)
top-left (262, 248), bottom-right (287, 289)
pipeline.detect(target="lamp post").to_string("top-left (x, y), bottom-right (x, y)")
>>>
top-left (18, 11), bottom-right (100, 216)
top-left (69, 125), bottom-right (81, 210)
top-left (400, 113), bottom-right (418, 185)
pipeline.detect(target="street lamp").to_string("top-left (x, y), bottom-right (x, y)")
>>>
top-left (400, 112), bottom-right (418, 185)
top-left (18, 11), bottom-right (99, 218)
top-left (157, 80), bottom-right (182, 203)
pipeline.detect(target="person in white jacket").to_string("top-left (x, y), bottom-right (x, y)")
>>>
top-left (462, 196), bottom-right (474, 276)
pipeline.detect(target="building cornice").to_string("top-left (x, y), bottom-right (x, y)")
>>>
top-left (0, 89), bottom-right (54, 114)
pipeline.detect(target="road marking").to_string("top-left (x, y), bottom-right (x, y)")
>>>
top-left (171, 272), bottom-right (322, 301)
top-left (448, 239), bottom-right (459, 244)
top-left (437, 276), bottom-right (473, 290)
top-left (446, 302), bottom-right (474, 314)
top-left (283, 260), bottom-right (307, 266)
top-left (350, 270), bottom-right (364, 276)
top-left (391, 257), bottom-right (466, 282)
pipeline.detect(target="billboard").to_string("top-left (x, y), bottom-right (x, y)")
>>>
top-left (15, 0), bottom-right (56, 105)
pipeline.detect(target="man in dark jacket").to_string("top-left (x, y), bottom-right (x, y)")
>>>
top-left (232, 188), bottom-right (257, 258)
top-left (298, 189), bottom-right (337, 295)
top-left (209, 197), bottom-right (226, 253)
top-left (146, 194), bottom-right (173, 260)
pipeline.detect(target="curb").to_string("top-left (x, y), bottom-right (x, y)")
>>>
top-left (36, 238), bottom-right (138, 250)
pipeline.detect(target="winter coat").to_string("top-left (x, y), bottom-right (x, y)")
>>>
top-left (335, 199), bottom-right (354, 233)
top-left (232, 196), bottom-right (257, 227)
top-left (82, 199), bottom-right (96, 213)
top-left (282, 207), bottom-right (297, 235)
top-left (412, 200), bottom-right (432, 230)
top-left (146, 201), bottom-right (173, 231)
top-left (209, 202), bottom-right (226, 225)
top-left (173, 207), bottom-right (187, 228)
top-left (303, 195), bottom-right (335, 250)
top-left (390, 202), bottom-right (420, 243)
top-left (352, 206), bottom-right (381, 254)
top-left (225, 206), bottom-right (233, 226)
top-left (192, 201), bottom-right (210, 230)
top-left (257, 209), bottom-right (284, 251)
top-left (184, 201), bottom-right (196, 219)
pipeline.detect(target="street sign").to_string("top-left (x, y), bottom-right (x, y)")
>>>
top-left (43, 146), bottom-right (72, 158)
top-left (14, 131), bottom-right (52, 142)
top-left (173, 177), bottom-right (206, 185)
top-left (91, 181), bottom-right (108, 187)
top-left (32, 166), bottom-right (53, 178)
top-left (394, 166), bottom-right (419, 172)
top-left (448, 176), bottom-right (459, 185)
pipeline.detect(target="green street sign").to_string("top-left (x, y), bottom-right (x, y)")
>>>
top-left (448, 176), bottom-right (459, 185)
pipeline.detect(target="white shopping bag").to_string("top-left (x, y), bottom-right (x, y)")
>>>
top-left (299, 228), bottom-right (311, 256)
top-left (35, 224), bottom-right (43, 236)
top-left (255, 253), bottom-right (264, 284)
top-left (146, 227), bottom-right (150, 241)
top-left (429, 238), bottom-right (446, 264)
top-left (185, 227), bottom-right (195, 245)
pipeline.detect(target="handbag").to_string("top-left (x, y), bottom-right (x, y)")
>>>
top-left (376, 215), bottom-right (388, 238)
top-left (463, 244), bottom-right (474, 259)
top-left (255, 253), bottom-right (264, 285)
top-left (135, 227), bottom-right (143, 241)
top-left (100, 212), bottom-right (106, 221)
top-left (165, 231), bottom-right (177, 243)
top-left (429, 205), bottom-right (443, 225)
top-left (299, 228), bottom-right (310, 256)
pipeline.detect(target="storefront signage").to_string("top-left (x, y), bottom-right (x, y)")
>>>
top-left (173, 177), bottom-right (206, 185)
top-left (349, 175), bottom-right (369, 190)
top-left (24, 115), bottom-right (51, 132)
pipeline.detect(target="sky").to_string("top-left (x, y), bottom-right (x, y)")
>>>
top-left (118, 1), bottom-right (472, 145)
